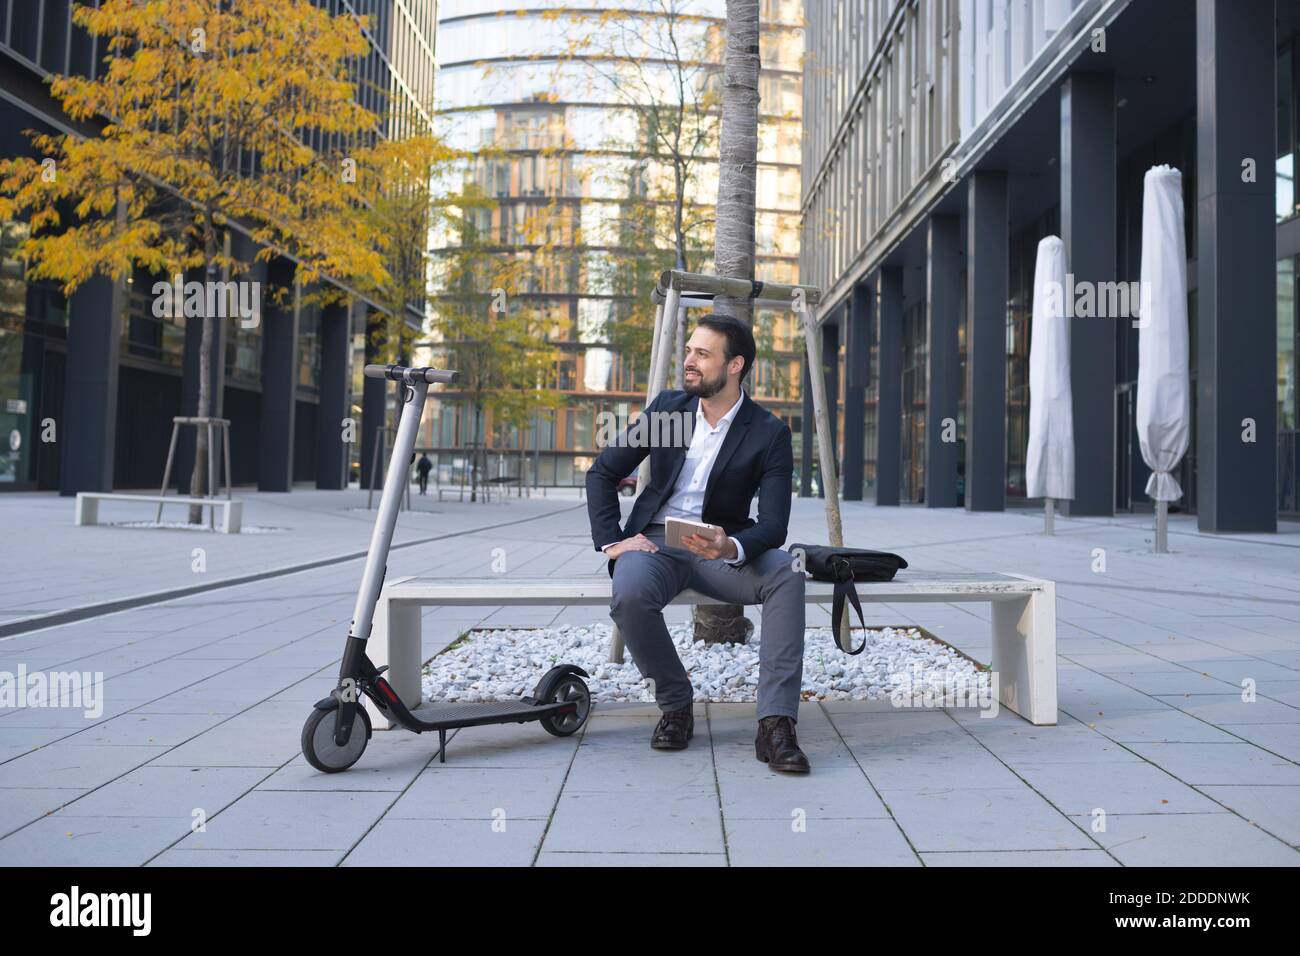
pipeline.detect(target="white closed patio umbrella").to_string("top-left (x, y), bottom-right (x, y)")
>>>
top-left (1026, 235), bottom-right (1074, 532)
top-left (1137, 164), bottom-right (1191, 553)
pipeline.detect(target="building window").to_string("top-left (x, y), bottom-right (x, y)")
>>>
top-left (1280, 256), bottom-right (1298, 515)
top-left (0, 220), bottom-right (32, 319)
top-left (1004, 208), bottom-right (1060, 500)
top-left (121, 273), bottom-right (185, 368)
top-left (226, 319), bottom-right (262, 387)
top-left (298, 306), bottom-right (321, 392)
top-left (0, 328), bottom-right (34, 483)
top-left (1278, 45), bottom-right (1296, 223)
top-left (1281, 257), bottom-right (1297, 432)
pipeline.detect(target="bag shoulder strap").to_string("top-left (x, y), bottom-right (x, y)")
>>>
top-left (831, 578), bottom-right (867, 654)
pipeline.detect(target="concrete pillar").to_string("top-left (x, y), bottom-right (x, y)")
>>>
top-left (59, 274), bottom-right (123, 494)
top-left (258, 259), bottom-right (298, 492)
top-left (316, 296), bottom-right (351, 490)
top-left (1195, 0), bottom-right (1277, 532)
top-left (823, 319), bottom-right (840, 494)
top-left (842, 283), bottom-right (871, 501)
top-left (800, 356), bottom-right (814, 496)
top-left (1060, 72), bottom-right (1117, 516)
top-left (966, 170), bottom-right (1009, 511)
top-left (360, 302), bottom-right (386, 491)
top-left (925, 214), bottom-right (961, 507)
top-left (875, 268), bottom-right (903, 506)
top-left (800, 318), bottom-right (839, 499)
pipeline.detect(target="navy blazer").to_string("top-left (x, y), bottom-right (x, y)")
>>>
top-left (586, 388), bottom-right (794, 576)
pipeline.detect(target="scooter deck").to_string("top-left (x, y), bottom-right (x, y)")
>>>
top-left (407, 698), bottom-right (570, 731)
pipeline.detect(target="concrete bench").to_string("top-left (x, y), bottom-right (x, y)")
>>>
top-left (433, 487), bottom-right (476, 502)
top-left (75, 492), bottom-right (243, 534)
top-left (366, 570), bottom-right (1057, 729)
top-left (430, 477), bottom-right (533, 503)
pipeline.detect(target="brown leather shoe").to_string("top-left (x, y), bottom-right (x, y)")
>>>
top-left (755, 715), bottom-right (810, 772)
top-left (651, 704), bottom-right (694, 750)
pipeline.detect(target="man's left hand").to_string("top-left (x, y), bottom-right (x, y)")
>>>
top-left (681, 526), bottom-right (737, 561)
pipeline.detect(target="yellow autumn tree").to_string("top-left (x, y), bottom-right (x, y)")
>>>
top-left (0, 0), bottom-right (391, 514)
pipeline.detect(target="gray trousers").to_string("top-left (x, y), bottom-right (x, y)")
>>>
top-left (609, 523), bottom-right (806, 721)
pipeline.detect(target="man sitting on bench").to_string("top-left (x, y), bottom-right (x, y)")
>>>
top-left (586, 314), bottom-right (810, 773)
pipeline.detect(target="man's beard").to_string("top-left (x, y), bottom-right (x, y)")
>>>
top-left (683, 367), bottom-right (726, 398)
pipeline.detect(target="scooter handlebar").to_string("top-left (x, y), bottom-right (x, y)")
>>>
top-left (363, 364), bottom-right (460, 385)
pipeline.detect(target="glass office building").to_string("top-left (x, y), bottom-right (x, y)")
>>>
top-left (0, 0), bottom-right (437, 494)
top-left (801, 0), bottom-right (1289, 532)
top-left (426, 0), bottom-right (805, 487)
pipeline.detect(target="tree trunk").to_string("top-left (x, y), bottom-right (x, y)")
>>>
top-left (518, 418), bottom-right (528, 497)
top-left (187, 255), bottom-right (218, 524)
top-left (470, 402), bottom-right (482, 502)
top-left (694, 0), bottom-right (761, 645)
top-left (711, 0), bottom-right (760, 327)
top-left (671, 250), bottom-right (686, 388)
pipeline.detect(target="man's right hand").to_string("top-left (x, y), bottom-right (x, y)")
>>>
top-left (604, 534), bottom-right (659, 560)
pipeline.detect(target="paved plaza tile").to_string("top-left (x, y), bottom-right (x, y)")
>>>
top-left (0, 493), bottom-right (1297, 865)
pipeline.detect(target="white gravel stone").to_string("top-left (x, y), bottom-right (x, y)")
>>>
top-left (421, 621), bottom-right (983, 704)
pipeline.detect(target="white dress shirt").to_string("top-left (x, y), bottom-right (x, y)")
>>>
top-left (602, 390), bottom-right (746, 564)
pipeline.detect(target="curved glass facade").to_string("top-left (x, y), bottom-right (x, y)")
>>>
top-left (428, 0), bottom-right (805, 486)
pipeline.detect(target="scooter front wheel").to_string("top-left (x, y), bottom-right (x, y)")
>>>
top-left (301, 705), bottom-right (370, 773)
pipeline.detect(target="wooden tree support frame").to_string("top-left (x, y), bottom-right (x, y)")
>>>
top-left (610, 269), bottom-right (846, 661)
top-left (155, 416), bottom-right (233, 530)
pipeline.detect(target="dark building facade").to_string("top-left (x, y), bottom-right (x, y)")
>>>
top-left (0, 0), bottom-right (437, 495)
top-left (801, 0), bottom-right (1291, 532)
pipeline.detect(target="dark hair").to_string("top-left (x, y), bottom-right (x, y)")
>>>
top-left (694, 313), bottom-right (757, 383)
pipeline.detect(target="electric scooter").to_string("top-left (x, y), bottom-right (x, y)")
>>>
top-left (301, 363), bottom-right (592, 773)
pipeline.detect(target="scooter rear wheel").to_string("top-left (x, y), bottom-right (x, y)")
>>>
top-left (539, 675), bottom-right (591, 737)
top-left (302, 706), bottom-right (370, 773)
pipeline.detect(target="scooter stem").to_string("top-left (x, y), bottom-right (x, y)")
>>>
top-left (348, 378), bottom-right (428, 641)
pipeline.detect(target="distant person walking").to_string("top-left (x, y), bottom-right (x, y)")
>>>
top-left (416, 453), bottom-right (433, 495)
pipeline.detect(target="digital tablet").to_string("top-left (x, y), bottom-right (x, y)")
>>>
top-left (665, 516), bottom-right (720, 549)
